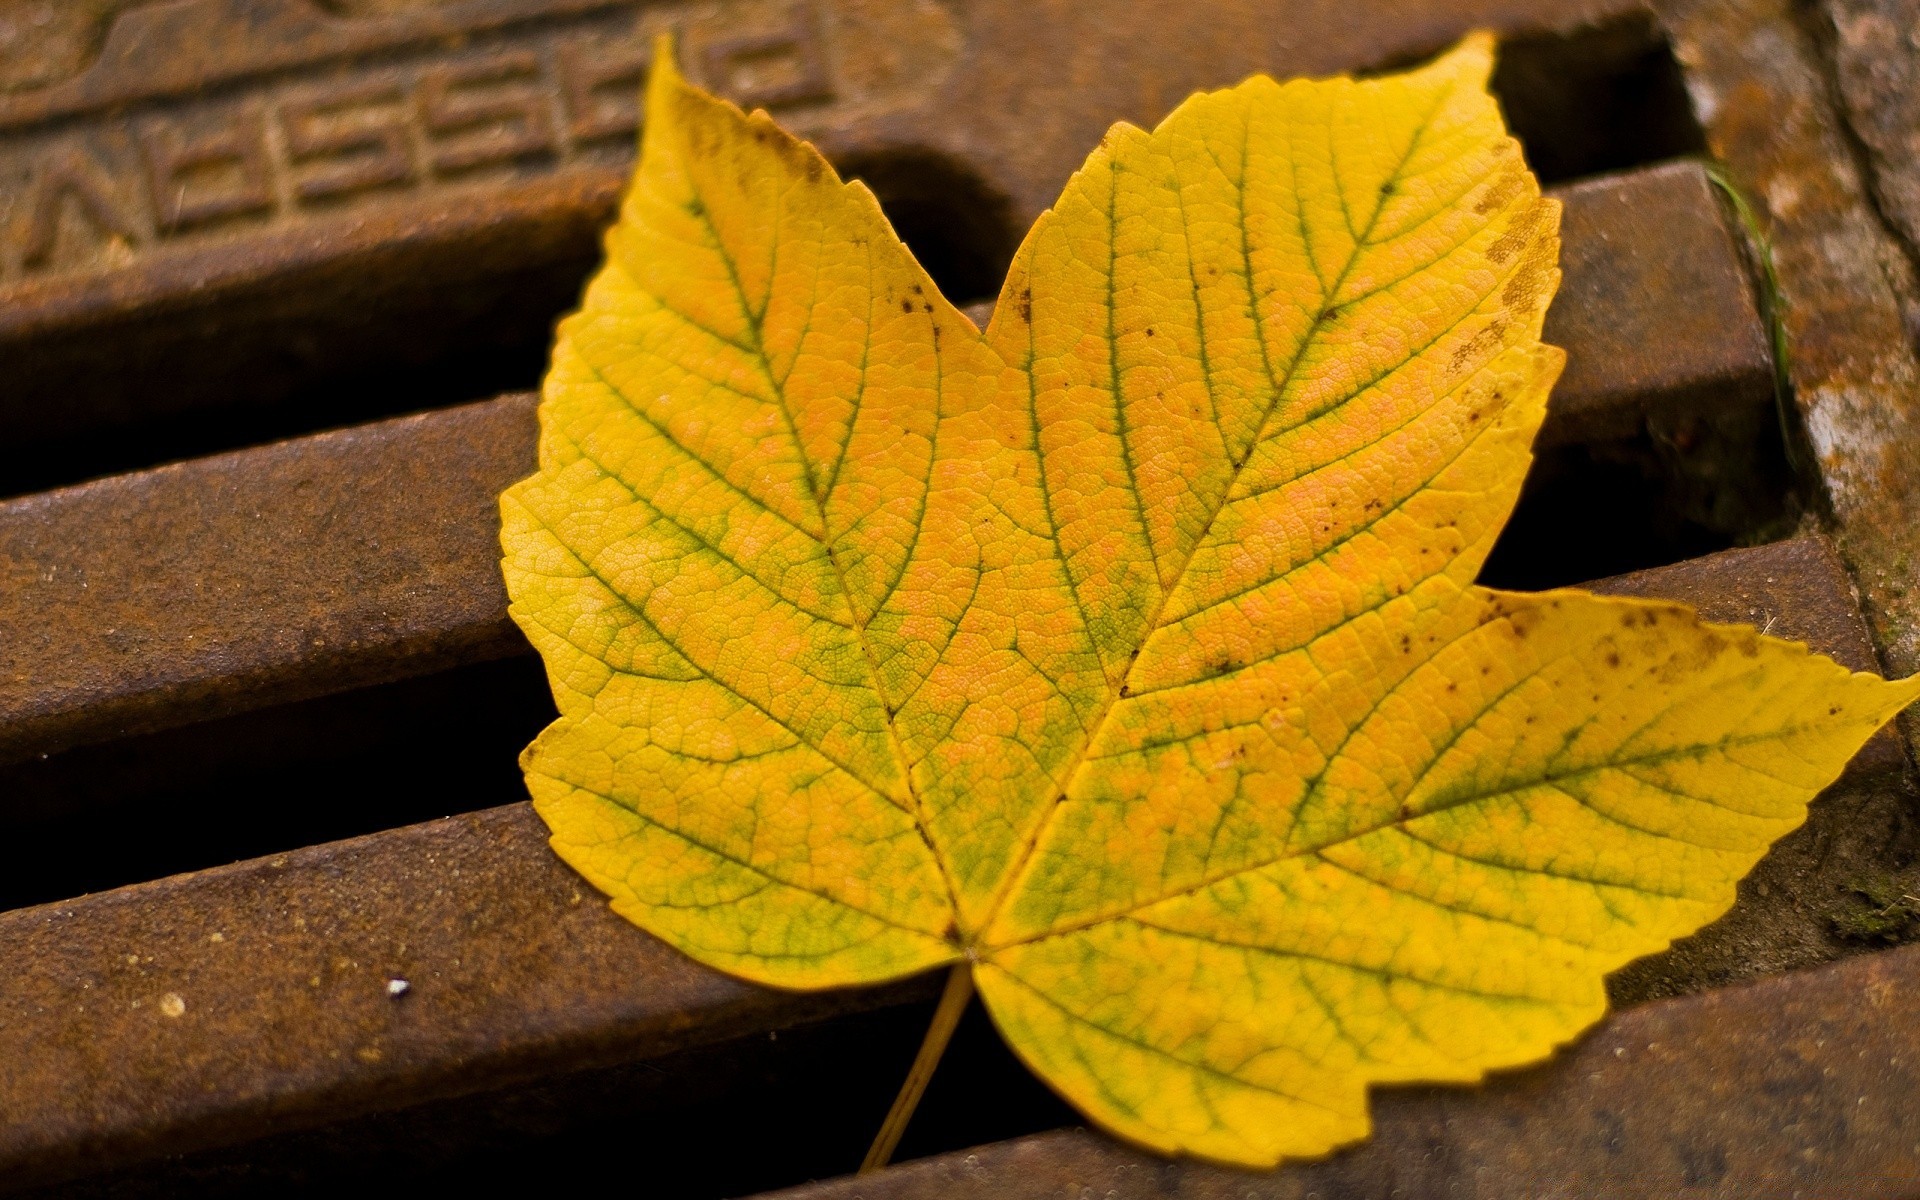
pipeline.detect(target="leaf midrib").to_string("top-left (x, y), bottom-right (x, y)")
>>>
top-left (679, 158), bottom-right (972, 934)
top-left (972, 80), bottom-right (1459, 942)
top-left (985, 718), bottom-right (1823, 952)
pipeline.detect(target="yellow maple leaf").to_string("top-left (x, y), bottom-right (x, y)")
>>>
top-left (500, 34), bottom-right (1920, 1168)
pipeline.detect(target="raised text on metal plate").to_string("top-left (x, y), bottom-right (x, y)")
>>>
top-left (0, 0), bottom-right (957, 286)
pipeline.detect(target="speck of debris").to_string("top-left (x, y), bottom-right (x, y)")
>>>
top-left (387, 978), bottom-right (410, 998)
top-left (159, 993), bottom-right (186, 1019)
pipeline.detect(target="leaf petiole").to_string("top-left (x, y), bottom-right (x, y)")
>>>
top-left (859, 962), bottom-right (974, 1174)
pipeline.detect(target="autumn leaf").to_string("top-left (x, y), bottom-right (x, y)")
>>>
top-left (499, 34), bottom-right (1920, 1168)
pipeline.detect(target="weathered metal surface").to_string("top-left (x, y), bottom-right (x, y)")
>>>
top-left (0, 801), bottom-right (936, 1193)
top-left (764, 941), bottom-right (1920, 1199)
top-left (1823, 0), bottom-right (1920, 320)
top-left (0, 394), bottom-right (536, 765)
top-left (1544, 160), bottom-right (1770, 447)
top-left (1658, 0), bottom-right (1920, 724)
top-left (0, 537), bottom-right (1891, 1192)
top-left (0, 162), bottom-right (1773, 769)
top-left (0, 0), bottom-right (1640, 485)
top-left (0, 0), bottom-right (1635, 297)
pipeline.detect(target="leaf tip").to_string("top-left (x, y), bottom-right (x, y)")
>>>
top-left (1409, 28), bottom-right (1498, 93)
top-left (650, 29), bottom-right (680, 77)
top-left (647, 29), bottom-right (685, 114)
top-left (1447, 28), bottom-right (1499, 70)
top-left (1884, 669), bottom-right (1920, 713)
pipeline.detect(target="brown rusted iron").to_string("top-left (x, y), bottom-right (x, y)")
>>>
top-left (0, 395), bottom-right (535, 765)
top-left (1658, 0), bottom-right (1920, 734)
top-left (1544, 160), bottom-right (1771, 447)
top-left (764, 941), bottom-right (1920, 1199)
top-left (0, 801), bottom-right (937, 1193)
top-left (0, 162), bottom-right (1773, 770)
top-left (0, 0), bottom-right (1642, 492)
top-left (1823, 0), bottom-right (1920, 336)
top-left (0, 537), bottom-right (1890, 1192)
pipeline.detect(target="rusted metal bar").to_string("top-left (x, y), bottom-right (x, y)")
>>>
top-left (760, 939), bottom-right (1920, 1199)
top-left (0, 801), bottom-right (937, 1194)
top-left (1826, 0), bottom-right (1920, 271)
top-left (0, 394), bottom-right (536, 765)
top-left (1656, 0), bottom-right (1920, 725)
top-left (0, 0), bottom-right (1649, 492)
top-left (0, 536), bottom-right (1892, 1193)
top-left (1541, 160), bottom-right (1771, 448)
top-left (0, 160), bottom-right (1774, 770)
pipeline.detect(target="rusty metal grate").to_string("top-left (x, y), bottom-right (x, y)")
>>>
top-left (4, 1), bottom-right (1920, 1196)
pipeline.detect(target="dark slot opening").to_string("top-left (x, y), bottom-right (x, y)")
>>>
top-left (1489, 14), bottom-right (1708, 184)
top-left (1479, 429), bottom-right (1799, 591)
top-left (840, 148), bottom-right (1023, 306)
top-left (0, 219), bottom-right (603, 502)
top-left (0, 655), bottom-right (555, 913)
top-left (19, 985), bottom-right (1077, 1200)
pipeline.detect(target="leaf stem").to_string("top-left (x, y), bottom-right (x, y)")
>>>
top-left (860, 962), bottom-right (974, 1174)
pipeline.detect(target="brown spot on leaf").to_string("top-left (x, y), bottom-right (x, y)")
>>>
top-left (1484, 197), bottom-right (1546, 263)
top-left (1474, 169), bottom-right (1524, 215)
top-left (1502, 257), bottom-right (1547, 312)
top-left (1449, 322), bottom-right (1505, 371)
